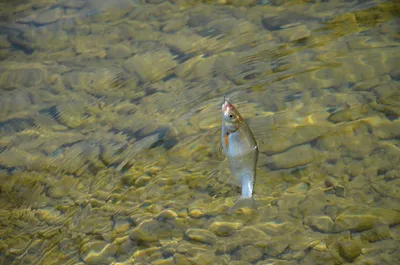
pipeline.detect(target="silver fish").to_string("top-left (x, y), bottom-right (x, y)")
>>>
top-left (221, 99), bottom-right (258, 213)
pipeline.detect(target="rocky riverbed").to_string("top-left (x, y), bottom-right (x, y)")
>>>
top-left (0, 0), bottom-right (399, 264)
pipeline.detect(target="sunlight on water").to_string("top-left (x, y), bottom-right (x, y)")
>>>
top-left (0, 0), bottom-right (399, 264)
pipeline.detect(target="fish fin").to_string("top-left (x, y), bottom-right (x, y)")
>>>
top-left (227, 196), bottom-right (257, 214)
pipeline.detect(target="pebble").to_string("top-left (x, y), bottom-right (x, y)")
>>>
top-left (327, 105), bottom-right (370, 123)
top-left (232, 245), bottom-right (263, 263)
top-left (124, 51), bottom-right (177, 83)
top-left (130, 217), bottom-right (182, 243)
top-left (155, 209), bottom-right (178, 221)
top-left (237, 226), bottom-right (270, 242)
top-left (75, 34), bottom-right (106, 54)
top-left (361, 225), bottom-right (392, 243)
top-left (184, 229), bottom-right (217, 245)
top-left (338, 240), bottom-right (362, 262)
top-left (186, 247), bottom-right (218, 265)
top-left (80, 240), bottom-right (117, 265)
top-left (173, 253), bottom-right (191, 265)
top-left (208, 221), bottom-right (243, 237)
top-left (266, 144), bottom-right (316, 170)
top-left (134, 175), bottom-right (151, 187)
top-left (277, 193), bottom-right (306, 210)
top-left (259, 124), bottom-right (327, 155)
top-left (278, 24), bottom-right (311, 42)
top-left (304, 215), bottom-right (334, 233)
top-left (0, 64), bottom-right (47, 90)
top-left (46, 175), bottom-right (77, 199)
top-left (106, 41), bottom-right (133, 59)
top-left (256, 235), bottom-right (289, 257)
top-left (33, 7), bottom-right (64, 25)
top-left (188, 208), bottom-right (205, 218)
top-left (86, 0), bottom-right (134, 22)
top-left (334, 213), bottom-right (379, 232)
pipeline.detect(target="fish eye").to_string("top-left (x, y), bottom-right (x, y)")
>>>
top-left (228, 113), bottom-right (235, 119)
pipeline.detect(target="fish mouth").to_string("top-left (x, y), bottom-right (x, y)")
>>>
top-left (221, 100), bottom-right (233, 112)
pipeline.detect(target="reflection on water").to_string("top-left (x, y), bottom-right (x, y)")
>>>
top-left (0, 0), bottom-right (399, 264)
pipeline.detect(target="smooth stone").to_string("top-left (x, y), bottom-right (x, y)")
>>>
top-left (176, 55), bottom-right (216, 80)
top-left (130, 219), bottom-right (160, 242)
top-left (186, 247), bottom-right (218, 265)
top-left (256, 235), bottom-right (289, 257)
top-left (163, 31), bottom-right (217, 54)
top-left (132, 246), bottom-right (161, 261)
top-left (278, 24), bottom-right (311, 42)
top-left (208, 221), bottom-right (243, 237)
top-left (370, 119), bottom-right (400, 140)
top-left (255, 221), bottom-right (295, 237)
top-left (130, 216), bottom-right (183, 243)
top-left (46, 175), bottom-right (77, 199)
top-left (327, 105), bottom-right (370, 123)
top-left (338, 240), bottom-right (361, 262)
top-left (184, 229), bottom-right (217, 244)
top-left (361, 225), bottom-right (392, 243)
top-left (124, 51), bottom-right (177, 83)
top-left (334, 213), bottom-right (380, 232)
top-left (304, 215), bottom-right (334, 233)
top-left (106, 42), bottom-right (133, 59)
top-left (334, 185), bottom-right (345, 198)
top-left (266, 144), bottom-right (316, 170)
top-left (253, 124), bottom-right (328, 155)
top-left (237, 226), bottom-right (270, 242)
top-left (80, 241), bottom-right (117, 265)
top-left (188, 208), bottom-right (205, 218)
top-left (155, 209), bottom-right (178, 221)
top-left (86, 0), bottom-right (134, 22)
top-left (113, 217), bottom-right (132, 233)
top-left (75, 34), bottom-right (106, 54)
top-left (232, 245), bottom-right (263, 263)
top-left (307, 240), bottom-right (328, 251)
top-left (216, 237), bottom-right (253, 254)
top-left (134, 175), bottom-right (151, 187)
top-left (0, 66), bottom-right (46, 90)
top-left (162, 17), bottom-right (187, 32)
top-left (35, 208), bottom-right (62, 223)
top-left (173, 253), bottom-right (191, 265)
top-left (277, 193), bottom-right (306, 212)
top-left (33, 7), bottom-right (64, 25)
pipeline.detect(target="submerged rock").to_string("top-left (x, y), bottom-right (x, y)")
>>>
top-left (334, 213), bottom-right (379, 232)
top-left (266, 144), bottom-right (316, 170)
top-left (80, 240), bottom-right (117, 265)
top-left (184, 229), bottom-right (217, 245)
top-left (130, 211), bottom-right (185, 243)
top-left (304, 215), bottom-right (334, 233)
top-left (338, 240), bottom-right (362, 262)
top-left (0, 62), bottom-right (48, 90)
top-left (208, 221), bottom-right (243, 237)
top-left (124, 50), bottom-right (177, 83)
top-left (232, 245), bottom-right (263, 263)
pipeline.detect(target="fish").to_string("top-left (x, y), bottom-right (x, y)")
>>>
top-left (221, 99), bottom-right (258, 213)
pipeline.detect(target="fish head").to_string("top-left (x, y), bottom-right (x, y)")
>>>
top-left (221, 100), bottom-right (243, 133)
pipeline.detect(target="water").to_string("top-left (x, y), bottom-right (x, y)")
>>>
top-left (0, 0), bottom-right (399, 264)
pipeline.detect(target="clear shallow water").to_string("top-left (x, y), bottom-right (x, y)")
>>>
top-left (0, 0), bottom-right (399, 264)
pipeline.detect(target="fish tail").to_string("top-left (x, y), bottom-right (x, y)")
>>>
top-left (227, 196), bottom-right (257, 214)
